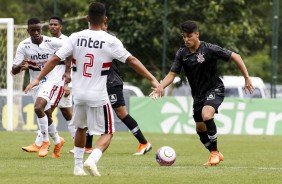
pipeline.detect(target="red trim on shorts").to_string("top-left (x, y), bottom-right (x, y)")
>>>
top-left (53, 86), bottom-right (64, 106)
top-left (49, 85), bottom-right (57, 99)
top-left (106, 103), bottom-right (113, 134)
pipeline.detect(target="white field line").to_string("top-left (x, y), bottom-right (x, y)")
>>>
top-left (92, 165), bottom-right (282, 171)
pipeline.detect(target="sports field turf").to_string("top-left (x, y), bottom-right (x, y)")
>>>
top-left (0, 131), bottom-right (281, 184)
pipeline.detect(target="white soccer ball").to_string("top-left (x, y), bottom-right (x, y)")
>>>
top-left (156, 146), bottom-right (176, 166)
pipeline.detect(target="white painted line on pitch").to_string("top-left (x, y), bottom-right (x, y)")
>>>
top-left (98, 165), bottom-right (282, 171)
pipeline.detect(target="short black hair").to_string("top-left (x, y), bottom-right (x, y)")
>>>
top-left (27, 17), bottom-right (41, 25)
top-left (181, 20), bottom-right (198, 34)
top-left (88, 2), bottom-right (106, 25)
top-left (50, 15), bottom-right (63, 25)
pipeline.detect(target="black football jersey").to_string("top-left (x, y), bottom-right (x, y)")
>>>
top-left (106, 31), bottom-right (124, 88)
top-left (107, 59), bottom-right (123, 87)
top-left (170, 41), bottom-right (232, 98)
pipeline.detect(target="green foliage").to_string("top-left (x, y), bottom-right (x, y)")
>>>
top-left (1, 0), bottom-right (280, 92)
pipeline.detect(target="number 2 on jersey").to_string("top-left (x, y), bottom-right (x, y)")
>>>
top-left (83, 53), bottom-right (94, 77)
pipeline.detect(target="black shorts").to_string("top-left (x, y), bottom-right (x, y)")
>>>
top-left (193, 86), bottom-right (225, 122)
top-left (107, 85), bottom-right (125, 108)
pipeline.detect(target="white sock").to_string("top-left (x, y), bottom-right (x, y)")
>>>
top-left (74, 146), bottom-right (84, 168)
top-left (67, 120), bottom-right (76, 140)
top-left (48, 123), bottom-right (60, 144)
top-left (35, 130), bottom-right (43, 146)
top-left (38, 116), bottom-right (49, 142)
top-left (87, 148), bottom-right (102, 164)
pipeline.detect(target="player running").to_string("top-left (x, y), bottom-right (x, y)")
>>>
top-left (21, 16), bottom-right (75, 156)
top-left (24, 2), bottom-right (162, 176)
top-left (150, 20), bottom-right (254, 166)
top-left (11, 17), bottom-right (65, 158)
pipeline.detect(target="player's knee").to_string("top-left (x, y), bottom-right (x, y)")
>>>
top-left (34, 105), bottom-right (45, 116)
top-left (202, 113), bottom-right (214, 122)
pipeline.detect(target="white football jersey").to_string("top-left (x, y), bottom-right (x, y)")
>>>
top-left (55, 29), bottom-right (131, 106)
top-left (13, 35), bottom-right (64, 85)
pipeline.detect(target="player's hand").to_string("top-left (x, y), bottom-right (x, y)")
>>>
top-left (149, 90), bottom-right (161, 100)
top-left (243, 77), bottom-right (254, 94)
top-left (24, 79), bottom-right (40, 94)
top-left (10, 60), bottom-right (29, 76)
top-left (149, 86), bottom-right (163, 100)
top-left (63, 84), bottom-right (71, 97)
top-left (151, 80), bottom-right (164, 96)
top-left (20, 60), bottom-right (29, 71)
top-left (63, 72), bottom-right (71, 84)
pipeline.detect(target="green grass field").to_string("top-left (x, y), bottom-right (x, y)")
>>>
top-left (0, 131), bottom-right (281, 184)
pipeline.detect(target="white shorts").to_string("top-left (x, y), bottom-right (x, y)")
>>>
top-left (30, 83), bottom-right (58, 111)
top-left (50, 86), bottom-right (73, 108)
top-left (72, 102), bottom-right (115, 135)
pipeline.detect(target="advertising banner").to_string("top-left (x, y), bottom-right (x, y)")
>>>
top-left (130, 97), bottom-right (282, 135)
top-left (0, 95), bottom-right (128, 132)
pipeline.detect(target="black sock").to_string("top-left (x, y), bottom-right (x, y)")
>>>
top-left (204, 118), bottom-right (217, 151)
top-left (85, 132), bottom-right (93, 148)
top-left (197, 131), bottom-right (211, 151)
top-left (122, 114), bottom-right (147, 144)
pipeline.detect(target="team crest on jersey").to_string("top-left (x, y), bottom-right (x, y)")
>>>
top-left (109, 94), bottom-right (117, 104)
top-left (196, 53), bottom-right (205, 63)
top-left (207, 92), bottom-right (215, 100)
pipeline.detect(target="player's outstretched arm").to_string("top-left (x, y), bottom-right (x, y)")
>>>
top-left (126, 55), bottom-right (163, 95)
top-left (230, 52), bottom-right (254, 94)
top-left (149, 71), bottom-right (177, 99)
top-left (24, 54), bottom-right (61, 94)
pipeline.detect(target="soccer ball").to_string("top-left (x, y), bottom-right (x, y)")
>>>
top-left (156, 146), bottom-right (176, 166)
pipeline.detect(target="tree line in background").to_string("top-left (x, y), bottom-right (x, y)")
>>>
top-left (0, 0), bottom-right (280, 94)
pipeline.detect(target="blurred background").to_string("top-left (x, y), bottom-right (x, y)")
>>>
top-left (0, 0), bottom-right (281, 97)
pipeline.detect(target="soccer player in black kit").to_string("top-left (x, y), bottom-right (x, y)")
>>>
top-left (151, 20), bottom-right (254, 166)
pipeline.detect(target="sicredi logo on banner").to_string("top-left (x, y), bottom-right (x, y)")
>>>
top-left (130, 97), bottom-right (282, 135)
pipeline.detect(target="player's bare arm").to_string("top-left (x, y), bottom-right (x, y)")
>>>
top-left (11, 60), bottom-right (28, 75)
top-left (150, 71), bottom-right (176, 99)
top-left (230, 52), bottom-right (254, 94)
top-left (126, 55), bottom-right (162, 93)
top-left (63, 84), bottom-right (71, 97)
top-left (63, 55), bottom-right (72, 84)
top-left (24, 54), bottom-right (61, 93)
top-left (160, 72), bottom-right (177, 90)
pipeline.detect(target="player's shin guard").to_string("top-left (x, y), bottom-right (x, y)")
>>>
top-left (38, 115), bottom-right (49, 142)
top-left (48, 123), bottom-right (60, 144)
top-left (122, 114), bottom-right (147, 144)
top-left (197, 131), bottom-right (211, 151)
top-left (204, 118), bottom-right (218, 151)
